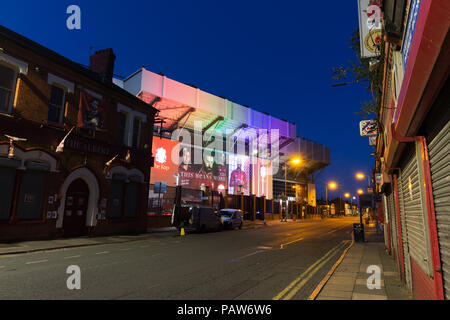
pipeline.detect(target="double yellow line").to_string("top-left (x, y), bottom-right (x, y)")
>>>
top-left (273, 240), bottom-right (351, 300)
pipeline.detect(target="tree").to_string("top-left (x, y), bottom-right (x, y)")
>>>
top-left (332, 29), bottom-right (385, 119)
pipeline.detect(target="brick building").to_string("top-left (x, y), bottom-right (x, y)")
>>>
top-left (0, 25), bottom-right (157, 240)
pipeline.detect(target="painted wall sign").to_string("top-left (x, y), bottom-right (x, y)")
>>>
top-left (402, 0), bottom-right (422, 71)
top-left (65, 135), bottom-right (111, 156)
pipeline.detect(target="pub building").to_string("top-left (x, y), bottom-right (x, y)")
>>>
top-left (0, 25), bottom-right (157, 240)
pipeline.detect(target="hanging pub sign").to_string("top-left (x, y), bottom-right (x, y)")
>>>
top-left (369, 136), bottom-right (377, 146)
top-left (359, 119), bottom-right (378, 137)
top-left (357, 0), bottom-right (382, 59)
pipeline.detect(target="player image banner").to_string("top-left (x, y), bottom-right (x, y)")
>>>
top-left (178, 146), bottom-right (227, 191)
top-left (228, 154), bottom-right (251, 195)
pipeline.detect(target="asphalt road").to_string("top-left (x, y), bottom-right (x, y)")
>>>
top-left (0, 217), bottom-right (358, 300)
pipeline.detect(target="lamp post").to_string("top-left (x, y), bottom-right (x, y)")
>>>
top-left (325, 182), bottom-right (337, 215)
top-left (356, 172), bottom-right (371, 188)
top-left (344, 193), bottom-right (350, 216)
top-left (357, 188), bottom-right (364, 224)
top-left (282, 156), bottom-right (301, 221)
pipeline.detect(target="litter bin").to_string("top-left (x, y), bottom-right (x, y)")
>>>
top-left (353, 223), bottom-right (365, 242)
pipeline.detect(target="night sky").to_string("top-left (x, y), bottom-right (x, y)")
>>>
top-left (1, 0), bottom-right (375, 199)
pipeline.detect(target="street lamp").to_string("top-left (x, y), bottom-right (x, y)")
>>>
top-left (282, 156), bottom-right (302, 221)
top-left (356, 172), bottom-right (371, 187)
top-left (284, 157), bottom-right (302, 201)
top-left (325, 181), bottom-right (337, 214)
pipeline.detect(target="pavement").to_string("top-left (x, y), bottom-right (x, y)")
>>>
top-left (315, 223), bottom-right (414, 300)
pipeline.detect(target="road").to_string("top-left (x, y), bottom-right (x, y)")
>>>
top-left (0, 217), bottom-right (358, 300)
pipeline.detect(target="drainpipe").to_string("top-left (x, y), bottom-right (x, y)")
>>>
top-left (391, 123), bottom-right (444, 300)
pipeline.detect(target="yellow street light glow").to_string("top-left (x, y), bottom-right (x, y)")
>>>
top-left (328, 182), bottom-right (337, 190)
top-left (357, 189), bottom-right (364, 195)
top-left (344, 193), bottom-right (350, 198)
top-left (356, 173), bottom-right (365, 180)
top-left (290, 157), bottom-right (301, 165)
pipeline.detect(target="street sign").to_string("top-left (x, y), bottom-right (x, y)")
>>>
top-left (359, 120), bottom-right (378, 137)
top-left (369, 136), bottom-right (377, 146)
top-left (359, 194), bottom-right (374, 208)
top-left (154, 182), bottom-right (167, 194)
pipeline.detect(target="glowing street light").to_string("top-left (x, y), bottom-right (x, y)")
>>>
top-left (325, 181), bottom-right (337, 209)
top-left (283, 156), bottom-right (302, 201)
top-left (290, 157), bottom-right (302, 165)
top-left (357, 189), bottom-right (364, 195)
top-left (356, 173), bottom-right (365, 180)
top-left (344, 193), bottom-right (350, 198)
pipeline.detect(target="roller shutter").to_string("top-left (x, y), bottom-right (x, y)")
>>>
top-left (400, 143), bottom-right (432, 276)
top-left (398, 171), bottom-right (413, 291)
top-left (388, 192), bottom-right (399, 258)
top-left (428, 120), bottom-right (450, 299)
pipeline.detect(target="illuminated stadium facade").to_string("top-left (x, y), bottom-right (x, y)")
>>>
top-left (115, 67), bottom-right (330, 210)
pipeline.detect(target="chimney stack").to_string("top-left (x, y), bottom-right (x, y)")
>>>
top-left (89, 48), bottom-right (116, 82)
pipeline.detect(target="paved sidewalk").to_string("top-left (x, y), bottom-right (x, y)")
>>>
top-left (316, 225), bottom-right (414, 300)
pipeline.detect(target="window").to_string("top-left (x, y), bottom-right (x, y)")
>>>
top-left (117, 112), bottom-right (127, 145)
top-left (109, 174), bottom-right (126, 218)
top-left (0, 64), bottom-right (16, 113)
top-left (48, 85), bottom-right (65, 123)
top-left (17, 170), bottom-right (46, 220)
top-left (0, 166), bottom-right (16, 220)
top-left (132, 117), bottom-right (141, 148)
top-left (124, 181), bottom-right (139, 218)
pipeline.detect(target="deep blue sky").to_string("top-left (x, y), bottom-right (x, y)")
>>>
top-left (1, 0), bottom-right (374, 199)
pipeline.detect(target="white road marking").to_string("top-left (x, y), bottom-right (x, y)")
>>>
top-left (119, 248), bottom-right (132, 251)
top-left (26, 259), bottom-right (48, 265)
top-left (230, 250), bottom-right (265, 262)
top-left (95, 251), bottom-right (109, 255)
top-left (64, 255), bottom-right (81, 259)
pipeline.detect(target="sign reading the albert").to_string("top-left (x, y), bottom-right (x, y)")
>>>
top-left (65, 135), bottom-right (111, 156)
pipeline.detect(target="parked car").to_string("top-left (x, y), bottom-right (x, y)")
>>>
top-left (219, 209), bottom-right (243, 230)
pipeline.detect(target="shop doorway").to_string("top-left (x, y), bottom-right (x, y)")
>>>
top-left (63, 178), bottom-right (89, 237)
